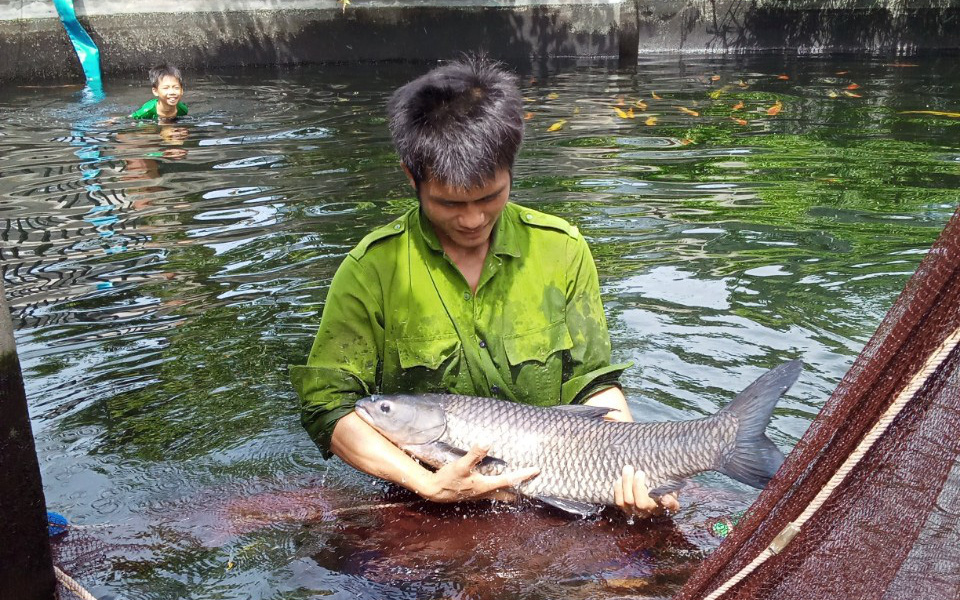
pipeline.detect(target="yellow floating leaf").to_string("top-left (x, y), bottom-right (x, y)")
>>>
top-left (573, 106), bottom-right (581, 115)
top-left (635, 100), bottom-right (647, 110)
top-left (338, 0), bottom-right (350, 12)
top-left (828, 90), bottom-right (839, 98)
top-left (846, 83), bottom-right (861, 90)
top-left (523, 97), bottom-right (535, 102)
top-left (738, 79), bottom-right (748, 88)
top-left (843, 91), bottom-right (862, 98)
top-left (900, 110), bottom-right (960, 118)
top-left (887, 63), bottom-right (919, 68)
top-left (731, 117), bottom-right (748, 125)
top-left (524, 112), bottom-right (534, 120)
top-left (680, 138), bottom-right (693, 145)
top-left (777, 74), bottom-right (790, 80)
top-left (627, 107), bottom-right (635, 119)
top-left (547, 120), bottom-right (567, 132)
top-left (651, 92), bottom-right (662, 100)
top-left (613, 106), bottom-right (630, 119)
top-left (644, 116), bottom-right (657, 126)
top-left (547, 92), bottom-right (559, 100)
top-left (710, 75), bottom-right (721, 81)
top-left (836, 70), bottom-right (849, 75)
top-left (709, 84), bottom-right (733, 99)
top-left (678, 106), bottom-right (700, 117)
top-left (731, 100), bottom-right (744, 110)
top-left (766, 100), bottom-right (783, 116)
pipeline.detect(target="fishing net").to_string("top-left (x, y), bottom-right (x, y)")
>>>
top-left (675, 205), bottom-right (960, 600)
top-left (50, 524), bottom-right (111, 600)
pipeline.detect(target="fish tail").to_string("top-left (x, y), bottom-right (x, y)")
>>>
top-left (715, 360), bottom-right (803, 489)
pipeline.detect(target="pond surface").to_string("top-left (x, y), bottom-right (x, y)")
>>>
top-left (2, 54), bottom-right (958, 599)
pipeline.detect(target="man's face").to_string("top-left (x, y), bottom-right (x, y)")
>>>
top-left (417, 168), bottom-right (511, 253)
top-left (152, 75), bottom-right (183, 107)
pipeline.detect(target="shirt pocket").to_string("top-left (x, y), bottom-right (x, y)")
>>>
top-left (397, 335), bottom-right (462, 371)
top-left (503, 319), bottom-right (573, 366)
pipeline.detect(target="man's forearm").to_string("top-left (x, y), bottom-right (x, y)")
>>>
top-left (330, 412), bottom-right (438, 498)
top-left (331, 411), bottom-right (540, 503)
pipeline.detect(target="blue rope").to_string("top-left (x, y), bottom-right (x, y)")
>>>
top-left (52, 0), bottom-right (103, 96)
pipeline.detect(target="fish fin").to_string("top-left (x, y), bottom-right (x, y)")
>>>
top-left (406, 442), bottom-right (465, 468)
top-left (477, 455), bottom-right (509, 475)
top-left (649, 480), bottom-right (684, 498)
top-left (536, 496), bottom-right (604, 517)
top-left (551, 405), bottom-right (616, 420)
top-left (716, 360), bottom-right (802, 489)
top-left (409, 442), bottom-right (508, 475)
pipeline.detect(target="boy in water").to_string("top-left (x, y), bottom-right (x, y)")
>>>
top-left (131, 64), bottom-right (188, 121)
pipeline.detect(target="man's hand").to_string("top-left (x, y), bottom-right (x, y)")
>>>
top-left (614, 464), bottom-right (680, 519)
top-left (585, 389), bottom-right (681, 519)
top-left (423, 445), bottom-right (540, 503)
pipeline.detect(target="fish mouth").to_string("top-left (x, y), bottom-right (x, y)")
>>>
top-left (354, 398), bottom-right (376, 426)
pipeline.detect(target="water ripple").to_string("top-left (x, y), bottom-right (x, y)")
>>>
top-left (2, 56), bottom-right (957, 600)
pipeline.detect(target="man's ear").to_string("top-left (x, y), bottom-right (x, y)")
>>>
top-left (400, 164), bottom-right (417, 189)
top-left (152, 87), bottom-right (160, 98)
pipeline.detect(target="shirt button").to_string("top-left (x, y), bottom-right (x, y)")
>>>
top-left (478, 339), bottom-right (486, 348)
top-left (394, 224), bottom-right (402, 230)
top-left (524, 213), bottom-right (534, 221)
top-left (491, 385), bottom-right (500, 395)
top-left (463, 292), bottom-right (471, 300)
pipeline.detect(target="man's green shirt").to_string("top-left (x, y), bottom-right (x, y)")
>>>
top-left (291, 202), bottom-right (630, 457)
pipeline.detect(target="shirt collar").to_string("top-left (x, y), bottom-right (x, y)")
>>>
top-left (415, 204), bottom-right (521, 258)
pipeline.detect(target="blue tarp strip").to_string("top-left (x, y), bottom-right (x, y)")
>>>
top-left (52, 0), bottom-right (103, 90)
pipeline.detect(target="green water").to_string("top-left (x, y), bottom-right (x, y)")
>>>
top-left (1, 54), bottom-right (957, 599)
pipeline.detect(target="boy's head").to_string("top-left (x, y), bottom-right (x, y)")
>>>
top-left (387, 56), bottom-right (524, 191)
top-left (149, 63), bottom-right (184, 107)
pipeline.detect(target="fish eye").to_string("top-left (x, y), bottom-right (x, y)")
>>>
top-left (379, 402), bottom-right (391, 413)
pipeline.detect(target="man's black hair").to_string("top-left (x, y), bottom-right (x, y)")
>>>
top-left (387, 56), bottom-right (524, 189)
top-left (149, 64), bottom-right (184, 89)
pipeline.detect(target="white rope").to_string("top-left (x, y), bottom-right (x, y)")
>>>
top-left (326, 501), bottom-right (416, 516)
top-left (702, 326), bottom-right (960, 600)
top-left (55, 566), bottom-right (99, 600)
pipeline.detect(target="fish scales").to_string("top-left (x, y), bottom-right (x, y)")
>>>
top-left (436, 395), bottom-right (738, 505)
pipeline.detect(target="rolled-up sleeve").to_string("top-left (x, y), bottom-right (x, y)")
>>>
top-left (561, 235), bottom-right (631, 404)
top-left (290, 255), bottom-right (383, 458)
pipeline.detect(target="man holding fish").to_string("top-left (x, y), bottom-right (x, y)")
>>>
top-left (291, 57), bottom-right (679, 518)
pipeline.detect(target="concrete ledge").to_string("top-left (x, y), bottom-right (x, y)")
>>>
top-left (0, 1), bottom-right (624, 82)
top-left (2, 0), bottom-right (958, 82)
top-left (631, 0), bottom-right (960, 53)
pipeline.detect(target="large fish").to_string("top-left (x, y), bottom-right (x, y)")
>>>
top-left (355, 360), bottom-right (802, 516)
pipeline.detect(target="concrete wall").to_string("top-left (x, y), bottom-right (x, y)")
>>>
top-left (0, 0), bottom-right (626, 82)
top-left (1, 0), bottom-right (958, 82)
top-left (630, 0), bottom-right (960, 54)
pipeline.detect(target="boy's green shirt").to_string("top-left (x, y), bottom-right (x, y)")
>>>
top-left (130, 98), bottom-right (189, 120)
top-left (291, 202), bottom-right (630, 457)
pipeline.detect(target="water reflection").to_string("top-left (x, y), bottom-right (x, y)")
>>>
top-left (1, 55), bottom-right (957, 598)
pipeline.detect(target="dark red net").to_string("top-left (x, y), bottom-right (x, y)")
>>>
top-left (675, 205), bottom-right (960, 600)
